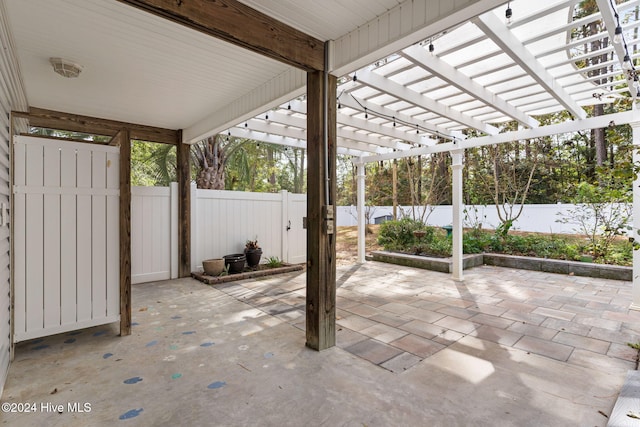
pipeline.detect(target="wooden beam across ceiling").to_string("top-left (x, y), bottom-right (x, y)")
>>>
top-left (13, 108), bottom-right (179, 145)
top-left (117, 0), bottom-right (325, 72)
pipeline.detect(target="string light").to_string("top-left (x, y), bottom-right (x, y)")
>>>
top-left (614, 25), bottom-right (623, 44)
top-left (505, 2), bottom-right (512, 25)
top-left (349, 93), bottom-right (456, 142)
top-left (244, 122), bottom-right (248, 128)
top-left (609, 0), bottom-right (637, 88)
top-left (287, 103), bottom-right (291, 110)
top-left (352, 72), bottom-right (358, 83)
top-left (428, 40), bottom-right (434, 53)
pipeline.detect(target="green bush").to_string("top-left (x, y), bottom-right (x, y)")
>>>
top-left (378, 218), bottom-right (430, 251)
top-left (378, 220), bottom-right (632, 266)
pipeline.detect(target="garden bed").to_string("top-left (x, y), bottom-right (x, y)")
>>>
top-left (369, 250), bottom-right (631, 281)
top-left (369, 251), bottom-right (483, 273)
top-left (192, 263), bottom-right (304, 285)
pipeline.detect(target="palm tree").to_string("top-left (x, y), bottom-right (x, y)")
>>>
top-left (191, 135), bottom-right (249, 189)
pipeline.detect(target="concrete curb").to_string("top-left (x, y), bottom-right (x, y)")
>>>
top-left (369, 251), bottom-right (631, 281)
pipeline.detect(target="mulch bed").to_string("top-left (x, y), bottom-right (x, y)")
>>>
top-left (192, 263), bottom-right (305, 285)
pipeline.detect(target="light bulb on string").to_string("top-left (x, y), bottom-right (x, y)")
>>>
top-left (614, 25), bottom-right (623, 44)
top-left (428, 40), bottom-right (434, 54)
top-left (623, 55), bottom-right (633, 71)
top-left (364, 107), bottom-right (368, 119)
top-left (287, 103), bottom-right (291, 110)
top-left (505, 2), bottom-right (512, 25)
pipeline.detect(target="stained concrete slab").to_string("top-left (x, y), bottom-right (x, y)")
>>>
top-left (1, 263), bottom-right (636, 426)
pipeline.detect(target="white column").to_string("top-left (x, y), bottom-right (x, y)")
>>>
top-left (170, 182), bottom-right (179, 279)
top-left (632, 121), bottom-right (640, 310)
top-left (356, 160), bottom-right (366, 263)
top-left (450, 149), bottom-right (464, 281)
top-left (190, 182), bottom-right (198, 272)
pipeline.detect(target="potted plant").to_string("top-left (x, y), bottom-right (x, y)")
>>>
top-left (223, 253), bottom-right (246, 273)
top-left (202, 258), bottom-right (225, 276)
top-left (244, 238), bottom-right (263, 267)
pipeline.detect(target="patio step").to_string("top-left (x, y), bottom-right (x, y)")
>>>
top-left (607, 370), bottom-right (640, 427)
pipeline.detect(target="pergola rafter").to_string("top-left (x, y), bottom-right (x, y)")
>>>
top-left (473, 12), bottom-right (588, 120)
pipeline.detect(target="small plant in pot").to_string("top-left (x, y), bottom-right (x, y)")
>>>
top-left (244, 238), bottom-right (263, 267)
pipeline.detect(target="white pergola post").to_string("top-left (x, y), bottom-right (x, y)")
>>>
top-left (450, 149), bottom-right (464, 281)
top-left (632, 121), bottom-right (640, 310)
top-left (356, 159), bottom-right (366, 263)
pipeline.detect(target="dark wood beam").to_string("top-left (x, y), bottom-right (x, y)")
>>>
top-left (305, 71), bottom-right (337, 350)
top-left (13, 108), bottom-right (179, 145)
top-left (118, 129), bottom-right (132, 336)
top-left (117, 0), bottom-right (324, 71)
top-left (177, 133), bottom-right (191, 277)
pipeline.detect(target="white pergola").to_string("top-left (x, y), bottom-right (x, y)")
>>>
top-left (204, 0), bottom-right (640, 302)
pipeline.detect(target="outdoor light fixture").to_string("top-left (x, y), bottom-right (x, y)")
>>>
top-left (49, 57), bottom-right (83, 78)
top-left (614, 25), bottom-right (623, 44)
top-left (505, 3), bottom-right (512, 24)
top-left (428, 41), bottom-right (434, 53)
top-left (623, 54), bottom-right (633, 71)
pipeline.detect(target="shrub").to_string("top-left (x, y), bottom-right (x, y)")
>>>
top-left (378, 218), bottom-right (428, 251)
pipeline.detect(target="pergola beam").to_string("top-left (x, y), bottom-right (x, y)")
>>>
top-left (227, 127), bottom-right (368, 156)
top-left (356, 69), bottom-right (500, 135)
top-left (339, 92), bottom-right (462, 139)
top-left (401, 45), bottom-right (539, 129)
top-left (117, 0), bottom-right (324, 72)
top-left (596, 0), bottom-right (637, 99)
top-left (473, 12), bottom-right (587, 120)
top-left (361, 109), bottom-right (640, 163)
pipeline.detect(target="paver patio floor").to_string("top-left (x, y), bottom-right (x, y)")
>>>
top-left (2, 262), bottom-right (637, 426)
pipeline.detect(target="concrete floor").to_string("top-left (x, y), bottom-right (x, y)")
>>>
top-left (2, 262), bottom-right (638, 426)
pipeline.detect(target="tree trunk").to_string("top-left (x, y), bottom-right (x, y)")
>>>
top-left (196, 165), bottom-right (225, 189)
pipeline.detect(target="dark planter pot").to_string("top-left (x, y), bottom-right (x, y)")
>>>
top-left (245, 248), bottom-right (263, 267)
top-left (223, 253), bottom-right (246, 274)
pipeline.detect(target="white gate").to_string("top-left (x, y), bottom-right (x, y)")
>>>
top-left (13, 136), bottom-right (120, 342)
top-left (285, 192), bottom-right (306, 264)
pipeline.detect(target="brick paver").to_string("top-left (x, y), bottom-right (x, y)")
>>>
top-left (514, 335), bottom-right (574, 361)
top-left (225, 262), bottom-right (636, 374)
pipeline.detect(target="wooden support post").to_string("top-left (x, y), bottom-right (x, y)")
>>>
top-left (305, 70), bottom-right (337, 351)
top-left (176, 133), bottom-right (191, 277)
top-left (118, 129), bottom-right (132, 336)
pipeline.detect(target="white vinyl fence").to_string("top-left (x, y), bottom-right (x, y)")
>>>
top-left (337, 204), bottom-right (632, 235)
top-left (131, 185), bottom-right (307, 284)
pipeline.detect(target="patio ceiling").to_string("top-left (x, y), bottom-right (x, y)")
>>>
top-left (3, 0), bottom-right (639, 158)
